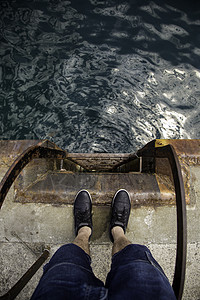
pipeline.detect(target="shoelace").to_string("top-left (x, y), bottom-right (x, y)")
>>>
top-left (76, 209), bottom-right (91, 223)
top-left (113, 207), bottom-right (128, 223)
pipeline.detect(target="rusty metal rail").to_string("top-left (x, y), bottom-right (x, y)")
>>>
top-left (137, 141), bottom-right (187, 300)
top-left (0, 250), bottom-right (49, 300)
top-left (0, 143), bottom-right (67, 209)
top-left (0, 142), bottom-right (67, 299)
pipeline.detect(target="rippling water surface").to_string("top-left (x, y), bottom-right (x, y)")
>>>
top-left (0, 0), bottom-right (200, 152)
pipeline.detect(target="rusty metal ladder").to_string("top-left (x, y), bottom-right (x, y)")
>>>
top-left (0, 140), bottom-right (187, 300)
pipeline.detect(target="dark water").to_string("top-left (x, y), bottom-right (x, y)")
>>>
top-left (0, 0), bottom-right (200, 152)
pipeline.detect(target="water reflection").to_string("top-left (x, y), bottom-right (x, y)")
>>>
top-left (0, 0), bottom-right (200, 152)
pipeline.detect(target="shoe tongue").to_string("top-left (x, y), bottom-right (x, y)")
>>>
top-left (114, 221), bottom-right (124, 227)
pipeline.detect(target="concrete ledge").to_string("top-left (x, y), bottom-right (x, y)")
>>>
top-left (15, 172), bottom-right (176, 206)
top-left (1, 140), bottom-right (200, 299)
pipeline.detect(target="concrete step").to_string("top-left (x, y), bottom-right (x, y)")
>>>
top-left (15, 171), bottom-right (175, 206)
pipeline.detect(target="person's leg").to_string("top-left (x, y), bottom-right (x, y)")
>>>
top-left (31, 190), bottom-right (107, 300)
top-left (73, 226), bottom-right (91, 255)
top-left (106, 189), bottom-right (176, 300)
top-left (111, 226), bottom-right (131, 256)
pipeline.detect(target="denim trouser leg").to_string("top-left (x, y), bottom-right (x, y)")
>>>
top-left (31, 244), bottom-right (107, 300)
top-left (31, 243), bottom-right (176, 300)
top-left (105, 244), bottom-right (176, 300)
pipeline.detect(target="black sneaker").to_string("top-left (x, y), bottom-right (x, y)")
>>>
top-left (109, 189), bottom-right (131, 242)
top-left (74, 190), bottom-right (93, 238)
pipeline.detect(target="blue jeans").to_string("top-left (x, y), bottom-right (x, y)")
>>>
top-left (31, 244), bottom-right (176, 300)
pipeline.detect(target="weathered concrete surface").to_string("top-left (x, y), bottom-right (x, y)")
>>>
top-left (15, 172), bottom-right (177, 206)
top-left (0, 144), bottom-right (200, 299)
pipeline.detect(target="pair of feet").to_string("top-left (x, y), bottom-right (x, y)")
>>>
top-left (74, 189), bottom-right (131, 242)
